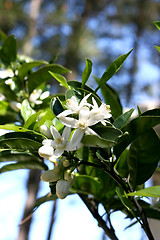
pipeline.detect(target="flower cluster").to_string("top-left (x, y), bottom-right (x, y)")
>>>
top-left (38, 94), bottom-right (112, 199)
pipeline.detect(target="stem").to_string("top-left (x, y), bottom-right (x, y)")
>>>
top-left (72, 155), bottom-right (154, 240)
top-left (100, 163), bottom-right (154, 240)
top-left (79, 194), bottom-right (119, 240)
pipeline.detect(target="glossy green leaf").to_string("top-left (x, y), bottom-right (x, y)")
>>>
top-left (82, 134), bottom-right (115, 148)
top-left (153, 21), bottom-right (160, 30)
top-left (0, 124), bottom-right (45, 141)
top-left (92, 126), bottom-right (122, 141)
top-left (49, 71), bottom-right (70, 89)
top-left (114, 111), bottom-right (160, 158)
top-left (0, 161), bottom-right (48, 173)
top-left (18, 60), bottom-right (48, 80)
top-left (95, 49), bottom-right (133, 91)
top-left (33, 108), bottom-right (54, 131)
top-left (0, 131), bottom-right (44, 143)
top-left (113, 108), bottom-right (134, 129)
top-left (0, 35), bottom-right (17, 65)
top-left (115, 149), bottom-right (129, 178)
top-left (125, 186), bottom-right (160, 198)
top-left (21, 99), bottom-right (35, 122)
top-left (23, 111), bottom-right (43, 129)
top-left (128, 129), bottom-right (160, 188)
top-left (0, 150), bottom-right (39, 162)
top-left (82, 58), bottom-right (92, 87)
top-left (50, 97), bottom-right (64, 116)
top-left (28, 64), bottom-right (70, 93)
top-left (100, 83), bottom-right (122, 119)
top-left (0, 132), bottom-right (42, 152)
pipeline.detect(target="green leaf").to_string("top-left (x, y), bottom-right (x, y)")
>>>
top-left (0, 124), bottom-right (45, 141)
top-left (128, 129), bottom-right (160, 188)
top-left (82, 134), bottom-right (115, 148)
top-left (72, 175), bottom-right (102, 197)
top-left (0, 82), bottom-right (17, 101)
top-left (82, 58), bottom-right (92, 87)
top-left (23, 111), bottom-right (43, 129)
top-left (92, 126), bottom-right (122, 141)
top-left (0, 101), bottom-right (17, 124)
top-left (95, 49), bottom-right (133, 91)
top-left (21, 99), bottom-right (35, 122)
top-left (0, 161), bottom-right (48, 173)
top-left (100, 83), bottom-right (122, 119)
top-left (0, 35), bottom-right (17, 65)
top-left (28, 64), bottom-right (70, 93)
top-left (155, 45), bottom-right (160, 53)
top-left (0, 150), bottom-right (39, 162)
top-left (115, 149), bottom-right (129, 178)
top-left (125, 186), bottom-right (160, 198)
top-left (0, 131), bottom-right (44, 143)
top-left (18, 60), bottom-right (48, 80)
top-left (113, 109), bottom-right (134, 129)
top-left (0, 132), bottom-right (42, 152)
top-left (114, 110), bottom-right (160, 158)
top-left (50, 97), bottom-right (64, 116)
top-left (153, 21), bottom-right (160, 30)
top-left (49, 71), bottom-right (70, 89)
top-left (0, 30), bottom-right (7, 43)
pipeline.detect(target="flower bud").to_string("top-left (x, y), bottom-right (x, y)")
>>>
top-left (64, 171), bottom-right (75, 187)
top-left (40, 125), bottom-right (52, 138)
top-left (56, 180), bottom-right (69, 199)
top-left (10, 101), bottom-right (21, 112)
top-left (63, 159), bottom-right (70, 168)
top-left (38, 145), bottom-right (54, 159)
top-left (41, 169), bottom-right (60, 182)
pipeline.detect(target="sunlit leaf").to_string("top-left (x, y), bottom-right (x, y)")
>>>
top-left (18, 60), bottom-right (48, 80)
top-left (82, 58), bottom-right (92, 87)
top-left (113, 108), bottom-right (135, 129)
top-left (95, 49), bottom-right (133, 91)
top-left (21, 99), bottom-right (35, 122)
top-left (49, 71), bottom-right (70, 89)
top-left (125, 186), bottom-right (160, 198)
top-left (28, 64), bottom-right (71, 93)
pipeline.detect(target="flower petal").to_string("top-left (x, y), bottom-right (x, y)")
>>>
top-left (58, 116), bottom-right (77, 128)
top-left (50, 126), bottom-right (61, 140)
top-left (54, 148), bottom-right (64, 158)
top-left (66, 128), bottom-right (84, 150)
top-left (62, 127), bottom-right (71, 142)
top-left (57, 109), bottom-right (74, 118)
top-left (79, 106), bottom-right (90, 121)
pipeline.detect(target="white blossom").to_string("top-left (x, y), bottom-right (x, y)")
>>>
top-left (89, 97), bottom-right (112, 125)
top-left (57, 94), bottom-right (91, 118)
top-left (38, 126), bottom-right (81, 160)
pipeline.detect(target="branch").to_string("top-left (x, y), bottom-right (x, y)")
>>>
top-left (79, 194), bottom-right (119, 240)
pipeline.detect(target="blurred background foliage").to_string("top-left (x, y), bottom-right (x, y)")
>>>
top-left (0, 1), bottom-right (160, 240)
top-left (0, 0), bottom-right (160, 106)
